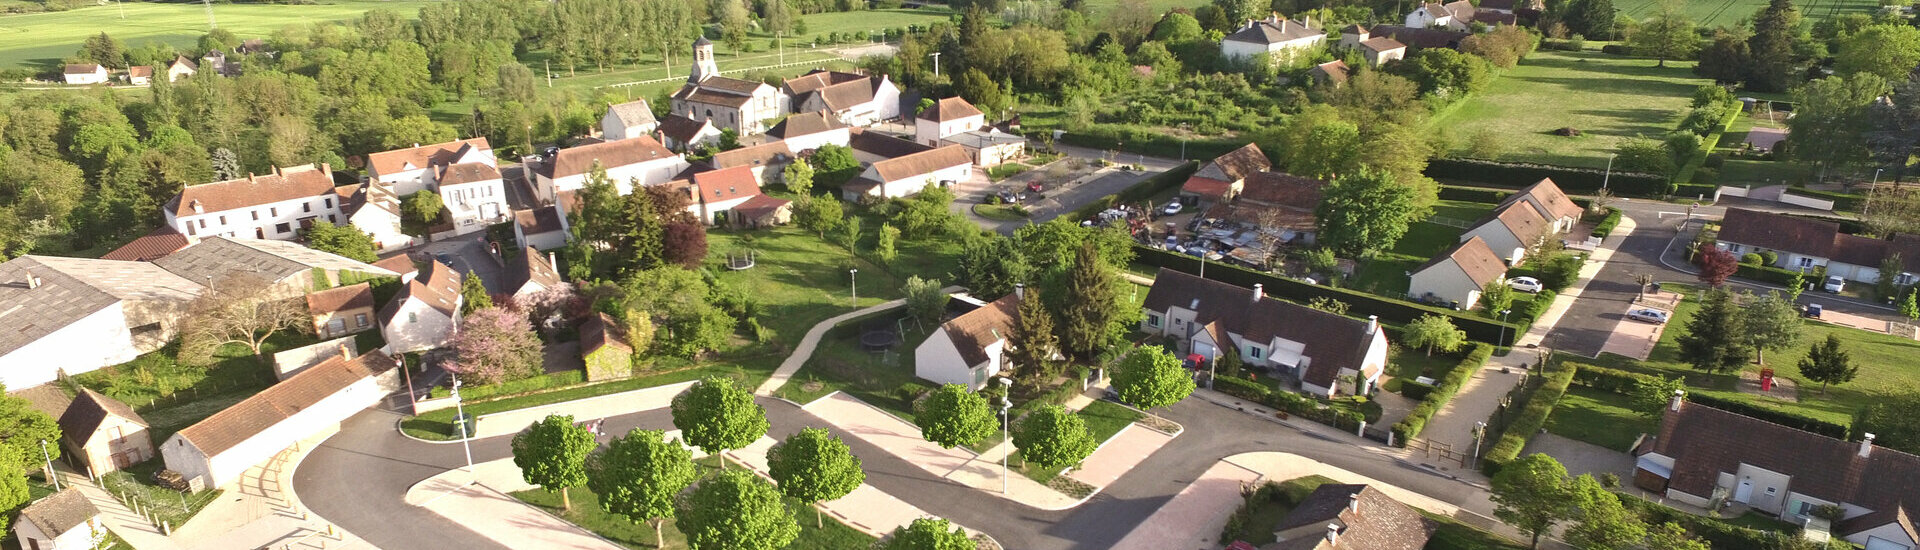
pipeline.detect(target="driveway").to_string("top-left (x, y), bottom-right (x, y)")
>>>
top-left (415, 236), bottom-right (505, 294)
top-left (958, 167), bottom-right (1157, 235)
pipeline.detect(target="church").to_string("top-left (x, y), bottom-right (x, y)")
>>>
top-left (669, 37), bottom-right (789, 136)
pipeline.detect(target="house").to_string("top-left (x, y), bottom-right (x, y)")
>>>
top-left (1360, 25), bottom-right (1470, 50)
top-left (1498, 179), bottom-right (1583, 235)
top-left (58, 388), bottom-right (153, 475)
top-left (62, 64), bottom-right (108, 85)
top-left (671, 165), bottom-right (775, 226)
top-left (731, 194), bottom-right (794, 228)
top-left (125, 66), bottom-right (152, 86)
top-left (914, 97), bottom-right (987, 147)
top-left (1220, 14), bottom-right (1326, 65)
top-left (162, 352), bottom-right (400, 489)
top-left (1408, 237), bottom-right (1507, 308)
top-left (1405, 1), bottom-right (1514, 30)
top-left (942, 128), bottom-right (1026, 167)
top-left (101, 226), bottom-right (191, 262)
top-left (378, 260), bottom-right (463, 353)
top-left (580, 312), bottom-right (632, 381)
top-left (601, 100), bottom-right (659, 141)
top-left (338, 182), bottom-right (414, 253)
top-left (372, 255), bottom-right (417, 277)
top-left (1140, 268), bottom-right (1388, 397)
top-left (1459, 200), bottom-right (1553, 265)
top-left (1336, 27), bottom-right (1410, 66)
top-left (709, 142), bottom-right (795, 187)
top-left (1309, 60), bottom-right (1350, 87)
top-left (200, 49), bottom-right (234, 76)
top-left (657, 114), bottom-right (724, 153)
top-left (151, 236), bottom-right (399, 300)
top-left (841, 145), bottom-right (973, 201)
top-left (307, 283), bottom-right (376, 339)
top-left (671, 37), bottom-right (788, 135)
top-left (1713, 208), bottom-right (1920, 285)
top-left (1477, 0), bottom-right (1543, 14)
top-left (915, 289), bottom-right (1024, 390)
top-left (766, 111), bottom-right (852, 154)
top-left (0, 256), bottom-right (204, 389)
top-left (1636, 393), bottom-right (1920, 549)
top-left (503, 247), bottom-right (561, 305)
top-left (14, 489), bottom-right (103, 550)
top-left (434, 162), bottom-right (509, 231)
top-left (782, 69), bottom-right (902, 127)
top-left (365, 138), bottom-right (496, 197)
top-left (164, 164), bottom-right (346, 241)
top-left (513, 206), bottom-right (569, 251)
top-left (1263, 484), bottom-right (1436, 550)
top-left (164, 56), bottom-right (196, 82)
top-left (533, 136), bottom-right (689, 202)
top-left (1180, 143), bottom-right (1274, 204)
top-left (850, 128), bottom-right (935, 164)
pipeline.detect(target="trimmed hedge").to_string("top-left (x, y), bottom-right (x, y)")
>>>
top-left (1590, 207), bottom-right (1622, 238)
top-left (1617, 491), bottom-right (1788, 549)
top-left (1675, 101), bottom-right (1742, 184)
top-left (1400, 381), bottom-right (1436, 400)
top-left (1427, 158), bottom-right (1669, 196)
top-left (1481, 360), bottom-right (1577, 473)
top-left (1782, 189), bottom-right (1865, 212)
top-left (1674, 183), bottom-right (1716, 199)
top-left (1570, 364), bottom-right (1659, 394)
top-left (1210, 376), bottom-right (1367, 432)
top-left (1570, 364), bottom-right (1852, 439)
top-left (1734, 262), bottom-right (1815, 287)
top-left (1063, 161), bottom-right (1202, 223)
top-left (1390, 343), bottom-right (1494, 445)
top-left (428, 369), bottom-right (587, 400)
top-left (1213, 375), bottom-right (1271, 402)
top-left (1136, 245), bottom-right (1520, 346)
top-left (1437, 186), bottom-right (1511, 204)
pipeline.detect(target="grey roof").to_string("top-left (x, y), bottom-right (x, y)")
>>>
top-left (1223, 18), bottom-right (1324, 45)
top-left (152, 237), bottom-right (397, 284)
top-left (943, 129), bottom-right (1027, 148)
top-left (19, 488), bottom-right (100, 537)
top-left (0, 256), bottom-right (204, 358)
top-left (607, 100), bottom-right (657, 129)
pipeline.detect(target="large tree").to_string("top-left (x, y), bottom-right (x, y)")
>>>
top-left (903, 276), bottom-right (948, 326)
top-left (767, 428), bottom-right (865, 528)
top-left (1565, 474), bottom-right (1646, 550)
top-left (178, 272), bottom-right (312, 364)
top-left (1789, 73), bottom-right (1889, 179)
top-left (1696, 246), bottom-right (1739, 287)
top-left (1747, 0), bottom-right (1807, 92)
top-left (1112, 346), bottom-right (1196, 411)
top-left (662, 221), bottom-right (707, 269)
top-left (1856, 392), bottom-right (1920, 455)
top-left (781, 161), bottom-right (814, 196)
top-left (1798, 334), bottom-right (1857, 394)
top-left (1626, 0), bottom-right (1699, 67)
top-left (1695, 26), bottom-right (1754, 84)
top-left (1677, 287), bottom-right (1753, 373)
top-left (1630, 375), bottom-right (1687, 419)
top-left (586, 429), bottom-right (698, 550)
top-left (512, 414), bottom-right (597, 511)
top-left (1007, 287), bottom-right (1058, 382)
top-left (1491, 453), bottom-right (1577, 549)
top-left (670, 376), bottom-right (768, 461)
top-left (916, 384), bottom-right (998, 448)
top-left (1053, 243), bottom-right (1126, 361)
top-left (958, 235), bottom-right (1032, 300)
top-left (878, 517), bottom-right (974, 550)
top-left (302, 221), bottom-right (377, 263)
top-left (1404, 314), bottom-right (1467, 357)
top-left (460, 271), bottom-right (493, 315)
top-left (677, 469), bottom-right (800, 550)
top-left (1314, 167), bottom-right (1420, 258)
top-left (1012, 405), bottom-right (1096, 471)
top-left (792, 196), bottom-right (844, 238)
top-left (1740, 290), bottom-right (1802, 365)
top-left (0, 388), bottom-right (60, 473)
top-left (445, 307), bottom-right (545, 384)
top-left (1835, 24), bottom-right (1920, 82)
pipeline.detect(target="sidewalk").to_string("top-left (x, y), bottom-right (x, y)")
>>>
top-left (171, 433), bottom-right (370, 550)
top-left (801, 392), bottom-right (1080, 509)
top-left (754, 286), bottom-right (964, 397)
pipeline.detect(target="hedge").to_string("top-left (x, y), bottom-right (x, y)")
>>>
top-left (1617, 492), bottom-right (1788, 549)
top-left (1481, 360), bottom-right (1577, 474)
top-left (1135, 245), bottom-right (1520, 346)
top-left (1399, 381), bottom-right (1436, 400)
top-left (1590, 207), bottom-right (1622, 238)
top-left (1437, 186), bottom-right (1511, 204)
top-left (428, 369), bottom-right (587, 400)
top-left (1570, 364), bottom-right (1660, 394)
top-left (1041, 126), bottom-right (1245, 164)
top-left (1675, 101), bottom-right (1742, 184)
top-left (1733, 262), bottom-right (1815, 287)
top-left (1063, 161), bottom-right (1202, 223)
top-left (1426, 158), bottom-right (1669, 196)
top-left (1781, 188), bottom-right (1865, 212)
top-left (1570, 365), bottom-right (1852, 439)
top-left (1674, 183), bottom-right (1716, 199)
top-left (1210, 376), bottom-right (1367, 432)
top-left (1390, 343), bottom-right (1494, 445)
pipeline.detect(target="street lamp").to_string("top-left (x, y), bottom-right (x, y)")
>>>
top-left (998, 377), bottom-right (1013, 494)
top-left (38, 440), bottom-right (57, 490)
top-left (1872, 168), bottom-right (1884, 189)
top-left (929, 52), bottom-right (941, 77)
top-left (850, 269), bottom-right (858, 306)
top-left (1178, 123), bottom-right (1190, 161)
top-left (1472, 421), bottom-right (1487, 463)
top-left (1204, 343), bottom-right (1219, 390)
top-left (451, 374), bottom-right (475, 472)
top-left (1498, 309), bottom-right (1512, 348)
top-left (1602, 153), bottom-right (1615, 191)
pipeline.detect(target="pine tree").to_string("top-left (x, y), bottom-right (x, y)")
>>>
top-left (210, 148), bottom-right (242, 181)
top-left (1054, 243), bottom-right (1121, 362)
top-left (1677, 288), bottom-right (1753, 373)
top-left (1798, 334), bottom-right (1856, 394)
top-left (1008, 287), bottom-right (1058, 381)
top-left (621, 180), bottom-right (665, 273)
top-left (1747, 0), bottom-right (1804, 92)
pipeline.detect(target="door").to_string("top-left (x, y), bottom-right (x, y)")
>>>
top-left (112, 450), bottom-right (138, 469)
top-left (1734, 480), bottom-right (1754, 504)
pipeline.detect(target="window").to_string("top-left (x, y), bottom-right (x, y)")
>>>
top-left (328, 318), bottom-right (346, 334)
top-left (324, 198), bottom-right (333, 208)
top-left (270, 207), bottom-right (278, 216)
top-left (1799, 257), bottom-right (1816, 268)
top-left (1726, 244), bottom-right (1742, 253)
top-left (186, 224), bottom-right (197, 236)
top-left (218, 215), bottom-right (226, 225)
top-left (1147, 314), bottom-right (1162, 328)
top-left (255, 228), bottom-right (265, 239)
top-left (409, 312), bottom-right (418, 323)
top-left (355, 313), bottom-right (369, 327)
top-left (328, 214), bottom-right (336, 223)
top-left (303, 203), bottom-right (311, 213)
top-left (1796, 501), bottom-right (1814, 517)
top-left (276, 222), bottom-right (291, 234)
top-left (1900, 273), bottom-right (1917, 286)
top-left (1173, 318), bottom-right (1185, 327)
top-left (198, 219), bottom-right (207, 229)
top-left (251, 211), bottom-right (259, 221)
top-left (1249, 347), bottom-right (1264, 359)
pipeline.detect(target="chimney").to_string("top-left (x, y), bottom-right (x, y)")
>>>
top-left (1015, 283), bottom-right (1025, 300)
top-left (24, 271), bottom-right (40, 290)
top-left (1304, 15), bottom-right (1312, 28)
top-left (549, 252), bottom-right (560, 274)
top-left (1366, 315), bottom-right (1379, 335)
top-left (337, 341), bottom-right (354, 360)
top-left (1270, 11), bottom-right (1280, 24)
top-left (1251, 283), bottom-right (1264, 303)
top-left (1348, 492), bottom-right (1360, 513)
top-left (1326, 524), bottom-right (1340, 545)
top-left (1670, 389), bottom-right (1686, 411)
top-left (1862, 433), bottom-right (1877, 458)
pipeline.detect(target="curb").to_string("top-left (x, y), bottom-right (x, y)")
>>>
top-left (1659, 218), bottom-right (1900, 313)
top-left (393, 417), bottom-right (473, 445)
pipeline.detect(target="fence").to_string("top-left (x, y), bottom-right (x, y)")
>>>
top-left (1778, 192), bottom-right (1837, 211)
top-left (1405, 438), bottom-right (1472, 469)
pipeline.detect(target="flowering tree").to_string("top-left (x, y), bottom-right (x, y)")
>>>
top-left (1696, 246), bottom-right (1738, 287)
top-left (445, 307), bottom-right (544, 385)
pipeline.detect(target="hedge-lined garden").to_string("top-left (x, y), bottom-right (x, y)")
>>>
top-left (1391, 343), bottom-right (1494, 446)
top-left (1568, 364), bottom-right (1852, 440)
top-left (1427, 158), bottom-right (1669, 197)
top-left (1480, 359), bottom-right (1576, 475)
top-left (1212, 376), bottom-right (1369, 433)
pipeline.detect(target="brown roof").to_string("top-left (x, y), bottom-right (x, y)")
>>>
top-left (767, 111), bottom-right (849, 139)
top-left (515, 207), bottom-right (565, 237)
top-left (170, 164), bottom-right (336, 216)
top-left (943, 293), bottom-right (1020, 367)
top-left (1204, 201), bottom-right (1317, 232)
top-left (580, 312), bottom-right (630, 355)
top-left (1271, 484), bottom-right (1435, 550)
top-left (1481, 200), bottom-right (1551, 245)
top-left (1414, 237), bottom-right (1507, 288)
top-left (19, 488), bottom-right (100, 538)
top-left (1472, 11), bottom-right (1518, 25)
top-left (672, 76), bottom-right (769, 108)
top-left (1358, 36), bottom-right (1406, 53)
top-left (169, 55), bottom-right (197, 71)
top-left (658, 115), bottom-right (715, 144)
top-left (918, 97), bottom-right (983, 123)
top-left (58, 388), bottom-right (146, 448)
top-left (690, 75), bottom-right (767, 94)
top-left (1831, 233), bottom-right (1890, 267)
top-left (435, 163), bottom-right (502, 186)
top-left (870, 145), bottom-right (972, 183)
top-left (378, 260), bottom-right (461, 325)
top-left (550, 135), bottom-right (677, 179)
top-left (733, 194), bottom-right (792, 217)
top-left (1311, 60), bottom-right (1350, 86)
top-left (1716, 208), bottom-right (1840, 258)
top-left (64, 64), bottom-right (101, 75)
top-left (849, 128), bottom-right (934, 159)
top-left (1182, 176), bottom-right (1235, 200)
top-left (128, 66), bottom-right (153, 78)
top-left (366, 138), bottom-right (490, 177)
top-left (1142, 269), bottom-right (1378, 387)
top-left (1366, 25), bottom-right (1469, 49)
top-left (505, 246), bottom-right (562, 295)
top-left (1839, 505), bottom-right (1919, 543)
top-left (102, 226), bottom-right (190, 261)
top-left (1500, 178), bottom-right (1584, 222)
top-left (306, 282), bottom-right (374, 315)
top-left (1893, 234), bottom-right (1920, 273)
top-left (174, 352), bottom-right (397, 456)
top-left (709, 142), bottom-right (792, 171)
top-left (809, 78), bottom-right (879, 112)
top-left (691, 165), bottom-right (763, 203)
top-left (1341, 24), bottom-right (1368, 34)
top-left (1223, 17), bottom-right (1323, 45)
top-left (1196, 143), bottom-right (1272, 184)
top-left (373, 255), bottom-right (417, 276)
top-left (1239, 172), bottom-right (1327, 209)
top-left (784, 69), bottom-right (867, 95)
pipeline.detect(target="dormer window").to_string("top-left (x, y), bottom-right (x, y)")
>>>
top-left (190, 200), bottom-right (203, 214)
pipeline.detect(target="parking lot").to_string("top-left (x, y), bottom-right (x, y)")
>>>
top-left (1596, 292), bottom-right (1678, 360)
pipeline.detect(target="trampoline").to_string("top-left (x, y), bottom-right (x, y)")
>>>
top-left (860, 323), bottom-right (901, 351)
top-left (726, 250), bottom-right (757, 271)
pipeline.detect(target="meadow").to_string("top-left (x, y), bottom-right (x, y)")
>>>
top-left (1614, 0), bottom-right (1882, 27)
top-left (0, 0), bottom-right (438, 70)
top-left (1430, 49), bottom-right (1710, 169)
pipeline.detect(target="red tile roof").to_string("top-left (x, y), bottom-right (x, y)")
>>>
top-left (1716, 208), bottom-right (1840, 258)
top-left (170, 164), bottom-right (337, 216)
top-left (549, 135), bottom-right (676, 179)
top-left (366, 138), bottom-right (490, 177)
top-left (1415, 237), bottom-right (1507, 288)
top-left (175, 352), bottom-right (397, 456)
top-left (1182, 176), bottom-right (1235, 199)
top-left (102, 226), bottom-right (190, 262)
top-left (1239, 172), bottom-right (1327, 209)
top-left (306, 282), bottom-right (374, 315)
top-left (918, 97), bottom-right (983, 122)
top-left (691, 165), bottom-right (762, 203)
top-left (943, 293), bottom-right (1020, 367)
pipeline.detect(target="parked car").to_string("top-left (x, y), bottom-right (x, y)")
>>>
top-left (1507, 276), bottom-right (1544, 293)
top-left (1163, 201), bottom-right (1183, 216)
top-left (434, 253), bottom-right (457, 267)
top-left (1027, 181), bottom-right (1044, 193)
top-left (996, 190), bottom-right (1022, 204)
top-left (1626, 308), bottom-right (1671, 324)
top-left (1824, 276), bottom-right (1846, 293)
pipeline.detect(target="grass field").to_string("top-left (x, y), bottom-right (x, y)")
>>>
top-left (1432, 50), bottom-right (1710, 169)
top-left (1348, 199), bottom-right (1495, 296)
top-left (1616, 0), bottom-right (1881, 27)
top-left (1544, 385), bottom-right (1654, 451)
top-left (0, 0), bottom-right (438, 70)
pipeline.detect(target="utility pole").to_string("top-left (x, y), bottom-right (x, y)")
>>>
top-left (451, 374), bottom-right (475, 472)
top-left (850, 269), bottom-right (858, 306)
top-left (202, 0), bottom-right (217, 29)
top-left (1602, 153), bottom-right (1615, 191)
top-left (39, 440), bottom-right (57, 490)
top-left (929, 52), bottom-right (941, 77)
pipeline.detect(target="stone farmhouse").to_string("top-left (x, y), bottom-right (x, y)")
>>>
top-left (1220, 14), bottom-right (1325, 65)
top-left (165, 164), bottom-right (346, 242)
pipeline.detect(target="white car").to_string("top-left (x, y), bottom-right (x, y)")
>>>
top-left (1162, 201), bottom-right (1183, 216)
top-left (1507, 277), bottom-right (1544, 293)
top-left (1824, 276), bottom-right (1846, 293)
top-left (1626, 308), bottom-right (1671, 324)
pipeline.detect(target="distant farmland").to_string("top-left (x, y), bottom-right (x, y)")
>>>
top-left (1614, 0), bottom-right (1880, 28)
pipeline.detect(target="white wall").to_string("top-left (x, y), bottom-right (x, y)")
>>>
top-left (170, 373), bottom-right (387, 488)
top-left (0, 304), bottom-right (139, 389)
top-left (383, 299), bottom-right (458, 354)
top-left (541, 156), bottom-right (691, 201)
top-left (1734, 463), bottom-right (1793, 514)
top-left (1779, 192), bottom-right (1837, 211)
top-left (916, 115), bottom-right (986, 146)
top-left (167, 194), bottom-right (346, 241)
top-left (13, 515), bottom-right (100, 550)
top-left (65, 69), bottom-right (108, 85)
top-left (1221, 35), bottom-right (1325, 64)
top-left (781, 128), bottom-right (852, 154)
top-left (440, 179), bottom-right (508, 232)
top-left (676, 89), bottom-right (787, 135)
top-left (914, 328), bottom-right (979, 389)
top-left (1408, 261), bottom-right (1482, 307)
top-left (858, 163), bottom-right (972, 200)
top-left (601, 111), bottom-right (658, 141)
top-left (516, 223), bottom-right (568, 251)
top-left (665, 125), bottom-right (724, 153)
top-left (350, 207), bottom-right (413, 254)
top-left (1460, 223), bottom-right (1525, 265)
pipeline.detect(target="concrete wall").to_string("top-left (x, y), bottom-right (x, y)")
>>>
top-left (0, 303), bottom-right (139, 389)
top-left (1460, 222), bottom-right (1525, 265)
top-left (1779, 192), bottom-right (1837, 211)
top-left (272, 336), bottom-right (360, 380)
top-left (168, 372), bottom-right (390, 489)
top-left (601, 112), bottom-right (658, 141)
top-left (471, 381), bottom-right (697, 438)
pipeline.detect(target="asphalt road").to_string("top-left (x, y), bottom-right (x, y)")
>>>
top-left (1543, 199), bottom-right (1690, 357)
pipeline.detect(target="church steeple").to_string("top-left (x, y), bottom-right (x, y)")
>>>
top-left (690, 36), bottom-right (718, 83)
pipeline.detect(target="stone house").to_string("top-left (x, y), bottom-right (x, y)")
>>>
top-left (57, 388), bottom-right (153, 475)
top-left (1219, 14), bottom-right (1325, 65)
top-left (306, 282), bottom-right (376, 340)
top-left (14, 489), bottom-right (103, 550)
top-left (671, 37), bottom-right (788, 135)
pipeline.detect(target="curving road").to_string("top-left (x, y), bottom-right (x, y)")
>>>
top-left (296, 393), bottom-right (1511, 550)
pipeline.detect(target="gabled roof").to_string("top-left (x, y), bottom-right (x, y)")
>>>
top-left (1223, 17), bottom-right (1323, 45)
top-left (153, 237), bottom-right (398, 285)
top-left (1182, 176), bottom-right (1236, 199)
top-left (1365, 25), bottom-right (1469, 49)
top-left (102, 226), bottom-right (190, 262)
top-left (174, 352), bottom-right (397, 456)
top-left (710, 142), bottom-right (792, 171)
top-left (1476, 200), bottom-right (1551, 246)
top-left (168, 55), bottom-right (197, 72)
top-left (1270, 484), bottom-right (1435, 550)
top-left (767, 111), bottom-right (849, 139)
top-left (1415, 237), bottom-right (1507, 287)
top-left (673, 76), bottom-right (770, 108)
top-left (942, 293), bottom-right (1021, 367)
top-left (1442, 0), bottom-right (1477, 18)
top-left (378, 260), bottom-right (461, 325)
top-left (581, 312), bottom-right (630, 355)
top-left (849, 128), bottom-right (934, 159)
top-left (658, 115), bottom-right (717, 145)
top-left (169, 164), bottom-right (337, 216)
top-left (1195, 143), bottom-right (1272, 184)
top-left (1340, 24), bottom-right (1368, 34)
top-left (918, 97), bottom-right (984, 123)
top-left (1239, 172), bottom-right (1327, 209)
top-left (548, 135), bottom-right (678, 180)
top-left (18, 489), bottom-right (99, 538)
top-left (1831, 233), bottom-right (1889, 267)
top-left (1359, 36), bottom-right (1406, 53)
top-left (0, 255), bottom-right (205, 358)
top-left (733, 194), bottom-right (792, 218)
top-left (306, 282), bottom-right (374, 315)
top-left (808, 78), bottom-right (880, 112)
top-left (505, 246), bottom-right (562, 296)
top-left (1311, 60), bottom-right (1350, 86)
top-left (784, 69), bottom-right (868, 95)
top-left (128, 66), bottom-right (153, 78)
top-left (1839, 505), bottom-right (1919, 544)
top-left (869, 145), bottom-right (972, 183)
top-left (366, 138), bottom-right (492, 177)
top-left (1142, 269), bottom-right (1379, 387)
top-left (1499, 178), bottom-right (1584, 222)
top-left (514, 206), bottom-right (565, 238)
top-left (690, 165), bottom-right (763, 203)
top-left (606, 100), bottom-right (657, 129)
top-left (372, 255), bottom-right (417, 276)
top-left (58, 388), bottom-right (147, 448)
top-left (435, 163), bottom-right (502, 187)
top-left (64, 64), bottom-right (102, 75)
top-left (1716, 208), bottom-right (1840, 259)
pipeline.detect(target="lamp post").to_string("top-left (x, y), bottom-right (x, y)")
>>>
top-left (451, 374), bottom-right (475, 472)
top-left (998, 377), bottom-right (1013, 494)
top-left (39, 440), bottom-right (57, 490)
top-left (850, 269), bottom-right (858, 306)
top-left (1204, 344), bottom-right (1219, 390)
top-left (1178, 123), bottom-right (1190, 161)
top-left (1872, 168), bottom-right (1884, 190)
top-left (1602, 153), bottom-right (1615, 191)
top-left (1498, 309), bottom-right (1512, 348)
top-left (929, 52), bottom-right (941, 77)
top-left (1472, 421), bottom-right (1487, 463)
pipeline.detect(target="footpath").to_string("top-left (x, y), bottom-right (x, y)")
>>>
top-left (754, 286), bottom-right (964, 397)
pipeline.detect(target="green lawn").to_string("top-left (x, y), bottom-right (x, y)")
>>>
top-left (1545, 385), bottom-right (1655, 451)
top-left (1428, 200), bottom-right (1497, 224)
top-left (1431, 50), bottom-right (1711, 169)
top-left (103, 460), bottom-right (224, 532)
top-left (1349, 216), bottom-right (1473, 297)
top-left (0, 0), bottom-right (439, 71)
top-left (1383, 347), bottom-right (1463, 394)
top-left (1616, 0), bottom-right (1880, 27)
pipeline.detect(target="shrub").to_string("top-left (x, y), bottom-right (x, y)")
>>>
top-left (427, 369), bottom-right (586, 400)
top-left (1535, 253), bottom-right (1583, 292)
top-left (1600, 43), bottom-right (1635, 55)
top-left (1481, 360), bottom-right (1576, 473)
top-left (1590, 208), bottom-right (1622, 238)
top-left (1689, 392), bottom-right (1849, 439)
top-left (1741, 253), bottom-right (1764, 265)
top-left (1424, 158), bottom-right (1668, 196)
top-left (1736, 260), bottom-right (1818, 286)
top-left (1213, 376), bottom-right (1271, 402)
top-left (1400, 381), bottom-right (1436, 400)
top-left (1704, 153), bottom-right (1726, 169)
top-left (1390, 344), bottom-right (1492, 445)
top-left (1437, 186), bottom-right (1510, 203)
top-left (1758, 250), bottom-right (1778, 266)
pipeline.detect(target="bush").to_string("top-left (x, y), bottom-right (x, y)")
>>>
top-left (1674, 183), bottom-right (1716, 198)
top-left (1425, 158), bottom-right (1668, 196)
top-left (1390, 344), bottom-right (1492, 445)
top-left (1437, 186), bottom-right (1510, 203)
top-left (1704, 153), bottom-right (1726, 169)
top-left (1481, 360), bottom-right (1576, 473)
top-left (1535, 253), bottom-right (1583, 292)
top-left (1213, 375), bottom-right (1271, 402)
top-left (1616, 492), bottom-right (1785, 549)
top-left (1740, 253), bottom-right (1765, 265)
top-left (427, 369), bottom-right (586, 400)
top-left (1400, 380), bottom-right (1436, 400)
top-left (1600, 43), bottom-right (1635, 55)
top-left (1590, 207), bottom-right (1622, 238)
top-left (1735, 262), bottom-right (1814, 286)
top-left (1757, 250), bottom-right (1778, 266)
top-left (1570, 364), bottom-right (1658, 394)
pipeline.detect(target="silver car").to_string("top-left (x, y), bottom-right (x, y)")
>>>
top-left (1626, 308), bottom-right (1670, 324)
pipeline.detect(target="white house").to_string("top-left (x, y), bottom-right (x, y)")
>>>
top-left (657, 114), bottom-right (724, 153)
top-left (766, 111), bottom-right (852, 154)
top-left (365, 138), bottom-right (496, 197)
top-left (915, 290), bottom-right (1024, 390)
top-left (782, 69), bottom-right (902, 127)
top-left (58, 388), bottom-right (154, 475)
top-left (433, 162), bottom-right (508, 232)
top-left (125, 66), bottom-right (153, 86)
top-left (1500, 178), bottom-right (1584, 235)
top-left (1459, 200), bottom-right (1553, 265)
top-left (1409, 236), bottom-right (1507, 309)
top-left (162, 352), bottom-right (400, 490)
top-left (378, 260), bottom-right (463, 354)
top-left (1406, 0), bottom-right (1515, 30)
top-left (1220, 14), bottom-right (1326, 65)
top-left (1139, 268), bottom-right (1388, 397)
top-left (62, 64), bottom-right (108, 85)
top-left (0, 256), bottom-right (203, 390)
top-left (671, 165), bottom-right (782, 226)
top-left (943, 129), bottom-right (1027, 167)
top-left (164, 164), bottom-right (346, 241)
top-left (841, 145), bottom-right (974, 201)
top-left (513, 206), bottom-right (569, 251)
top-left (601, 99), bottom-right (659, 141)
top-left (164, 55), bottom-right (197, 82)
top-left (710, 142), bottom-right (795, 187)
top-left (1338, 26), bottom-right (1410, 66)
top-left (339, 182), bottom-right (414, 253)
top-left (671, 37), bottom-right (788, 135)
top-left (849, 128), bottom-right (935, 165)
top-left (14, 489), bottom-right (103, 550)
top-left (533, 136), bottom-right (689, 202)
top-left (915, 97), bottom-right (986, 147)
top-left (505, 247), bottom-right (562, 305)
top-left (1714, 208), bottom-right (1920, 285)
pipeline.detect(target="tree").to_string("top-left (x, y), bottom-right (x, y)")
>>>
top-left (1630, 375), bottom-right (1687, 419)
top-left (1007, 287), bottom-right (1058, 381)
top-left (1856, 392), bottom-right (1920, 454)
top-left (444, 307), bottom-right (545, 384)
top-left (670, 376), bottom-right (769, 461)
top-left (1748, 0), bottom-right (1806, 92)
top-left (876, 224), bottom-right (900, 264)
top-left (460, 271), bottom-right (493, 315)
top-left (878, 518), bottom-right (974, 550)
top-left (1615, 136), bottom-right (1677, 177)
top-left (1013, 405), bottom-right (1096, 471)
top-left (1789, 73), bottom-right (1889, 178)
top-left (498, 63), bottom-right (538, 105)
top-left (1696, 246), bottom-right (1738, 286)
top-left (1314, 167), bottom-right (1419, 258)
top-left (404, 190), bottom-right (444, 225)
top-left (1626, 0), bottom-right (1698, 67)
top-left (1054, 243), bottom-right (1125, 361)
top-left (782, 161), bottom-right (814, 196)
top-left (586, 429), bottom-right (698, 550)
top-left (1112, 346), bottom-right (1196, 411)
top-left (764, 0), bottom-right (796, 35)
top-left (1678, 287), bottom-right (1753, 373)
top-left (1491, 453), bottom-right (1577, 549)
top-left (179, 272), bottom-right (311, 364)
top-left (1565, 474), bottom-right (1646, 550)
top-left (512, 414), bottom-right (596, 511)
top-left (620, 183), bottom-right (667, 272)
top-left (1480, 279), bottom-right (1516, 315)
top-left (1404, 314), bottom-right (1467, 357)
top-left (810, 144), bottom-right (861, 186)
top-left (837, 216), bottom-right (863, 252)
top-left (1392, 48), bottom-right (1492, 96)
top-left (80, 32), bottom-right (126, 68)
top-left (904, 276), bottom-right (948, 325)
top-left (1903, 290), bottom-right (1920, 321)
top-left (0, 465), bottom-right (26, 532)
top-left (915, 384), bottom-right (997, 448)
top-left (1696, 26), bottom-right (1754, 84)
top-left (302, 221), bottom-right (377, 263)
top-left (0, 390), bottom-right (60, 473)
top-left (958, 235), bottom-right (1031, 299)
top-left (1798, 334), bottom-right (1857, 394)
top-left (1836, 25), bottom-right (1920, 82)
top-left (1740, 290), bottom-right (1802, 365)
top-left (767, 428), bottom-right (865, 528)
top-left (1563, 0), bottom-right (1618, 39)
top-left (677, 470), bottom-right (800, 550)
top-left (714, 0), bottom-right (751, 54)
top-left (1787, 270), bottom-right (1808, 302)
top-left (792, 196), bottom-right (843, 237)
top-left (1878, 254), bottom-right (1904, 300)
top-left (1645, 521), bottom-right (1712, 550)
top-left (663, 222), bottom-right (707, 269)
top-left (210, 147), bottom-right (242, 181)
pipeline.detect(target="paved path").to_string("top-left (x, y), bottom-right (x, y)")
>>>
top-left (1522, 433), bottom-right (1636, 477)
top-left (66, 478), bottom-right (186, 550)
top-left (754, 287), bottom-right (963, 397)
top-left (803, 392), bottom-right (1081, 509)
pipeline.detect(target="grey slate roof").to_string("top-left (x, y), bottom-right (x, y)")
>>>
top-left (152, 237), bottom-right (398, 285)
top-left (19, 488), bottom-right (100, 538)
top-left (0, 256), bottom-right (204, 358)
top-left (606, 100), bottom-right (657, 129)
top-left (1223, 18), bottom-right (1324, 45)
